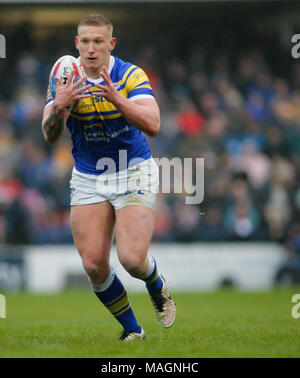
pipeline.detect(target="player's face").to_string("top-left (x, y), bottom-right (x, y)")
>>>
top-left (75, 25), bottom-right (116, 76)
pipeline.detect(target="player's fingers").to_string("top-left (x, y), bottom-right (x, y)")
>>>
top-left (66, 70), bottom-right (75, 86)
top-left (100, 68), bottom-right (112, 86)
top-left (76, 93), bottom-right (92, 100)
top-left (90, 91), bottom-right (106, 98)
top-left (56, 77), bottom-right (63, 86)
top-left (75, 84), bottom-right (91, 93)
top-left (72, 75), bottom-right (86, 89)
top-left (102, 66), bottom-right (110, 77)
top-left (93, 83), bottom-right (106, 91)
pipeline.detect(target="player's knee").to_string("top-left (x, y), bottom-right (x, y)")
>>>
top-left (82, 257), bottom-right (107, 281)
top-left (119, 254), bottom-right (146, 276)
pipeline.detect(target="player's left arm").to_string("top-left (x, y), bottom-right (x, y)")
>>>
top-left (93, 67), bottom-right (160, 137)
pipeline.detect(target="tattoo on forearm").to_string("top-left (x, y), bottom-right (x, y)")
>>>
top-left (43, 106), bottom-right (65, 143)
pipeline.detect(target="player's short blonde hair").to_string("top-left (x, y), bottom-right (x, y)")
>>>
top-left (78, 14), bottom-right (113, 35)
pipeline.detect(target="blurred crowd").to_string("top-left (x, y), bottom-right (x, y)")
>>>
top-left (0, 21), bottom-right (300, 249)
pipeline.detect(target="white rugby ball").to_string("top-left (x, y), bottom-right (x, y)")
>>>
top-left (49, 55), bottom-right (85, 108)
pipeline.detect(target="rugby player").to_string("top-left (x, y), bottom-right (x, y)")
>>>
top-left (42, 13), bottom-right (176, 341)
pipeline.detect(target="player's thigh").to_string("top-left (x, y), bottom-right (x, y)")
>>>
top-left (70, 201), bottom-right (115, 263)
top-left (115, 205), bottom-right (155, 265)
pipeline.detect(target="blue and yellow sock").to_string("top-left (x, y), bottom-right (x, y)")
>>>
top-left (91, 268), bottom-right (141, 333)
top-left (141, 254), bottom-right (163, 295)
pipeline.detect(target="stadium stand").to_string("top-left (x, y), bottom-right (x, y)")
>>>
top-left (0, 3), bottom-right (299, 256)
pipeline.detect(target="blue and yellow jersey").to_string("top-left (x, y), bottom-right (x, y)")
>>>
top-left (45, 56), bottom-right (154, 175)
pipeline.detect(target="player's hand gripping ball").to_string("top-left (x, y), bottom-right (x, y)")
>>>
top-left (49, 55), bottom-right (86, 110)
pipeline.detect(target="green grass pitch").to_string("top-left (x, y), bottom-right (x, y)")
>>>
top-left (0, 288), bottom-right (300, 358)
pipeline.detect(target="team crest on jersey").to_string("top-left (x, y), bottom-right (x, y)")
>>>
top-left (133, 71), bottom-right (147, 81)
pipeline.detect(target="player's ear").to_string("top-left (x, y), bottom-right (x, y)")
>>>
top-left (109, 37), bottom-right (117, 52)
top-left (75, 36), bottom-right (79, 50)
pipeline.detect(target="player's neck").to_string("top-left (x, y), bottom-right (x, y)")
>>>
top-left (84, 67), bottom-right (102, 79)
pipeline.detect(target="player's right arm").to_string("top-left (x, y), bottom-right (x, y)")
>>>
top-left (42, 71), bottom-right (91, 144)
top-left (42, 102), bottom-right (68, 145)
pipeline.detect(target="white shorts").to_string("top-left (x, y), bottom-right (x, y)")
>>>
top-left (70, 158), bottom-right (159, 210)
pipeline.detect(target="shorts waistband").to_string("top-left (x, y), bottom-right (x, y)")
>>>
top-left (73, 157), bottom-right (155, 179)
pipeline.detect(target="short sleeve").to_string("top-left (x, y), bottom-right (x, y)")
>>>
top-left (125, 67), bottom-right (154, 102)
